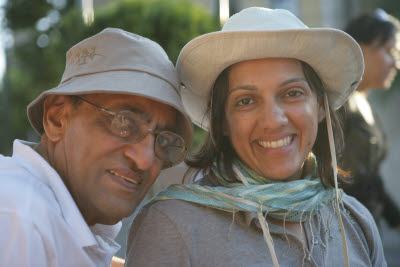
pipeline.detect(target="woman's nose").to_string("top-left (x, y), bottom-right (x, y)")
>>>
top-left (257, 101), bottom-right (288, 129)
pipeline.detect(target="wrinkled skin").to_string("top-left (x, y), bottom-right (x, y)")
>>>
top-left (35, 93), bottom-right (177, 225)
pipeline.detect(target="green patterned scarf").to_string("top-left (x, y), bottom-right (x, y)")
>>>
top-left (146, 155), bottom-right (337, 222)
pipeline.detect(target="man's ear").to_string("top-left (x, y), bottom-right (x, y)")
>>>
top-left (42, 95), bottom-right (72, 142)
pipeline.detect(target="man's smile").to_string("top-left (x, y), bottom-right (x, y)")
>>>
top-left (108, 169), bottom-right (141, 185)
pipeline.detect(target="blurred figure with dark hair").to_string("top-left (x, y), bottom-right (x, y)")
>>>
top-left (341, 9), bottom-right (400, 230)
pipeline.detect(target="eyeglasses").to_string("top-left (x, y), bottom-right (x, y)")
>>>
top-left (72, 95), bottom-right (187, 168)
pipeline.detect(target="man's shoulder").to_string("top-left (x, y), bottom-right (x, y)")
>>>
top-left (0, 157), bottom-right (62, 225)
top-left (0, 152), bottom-right (21, 172)
top-left (0, 148), bottom-right (37, 181)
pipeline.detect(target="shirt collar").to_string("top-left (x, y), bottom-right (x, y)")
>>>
top-left (12, 139), bottom-right (121, 249)
top-left (90, 222), bottom-right (122, 254)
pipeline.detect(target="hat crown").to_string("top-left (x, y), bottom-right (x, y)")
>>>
top-left (222, 7), bottom-right (308, 32)
top-left (62, 28), bottom-right (178, 90)
top-left (27, 28), bottom-right (194, 154)
top-left (176, 7), bottom-right (364, 131)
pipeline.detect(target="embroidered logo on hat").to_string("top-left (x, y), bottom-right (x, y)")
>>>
top-left (70, 47), bottom-right (104, 66)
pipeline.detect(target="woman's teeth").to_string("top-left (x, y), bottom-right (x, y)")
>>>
top-left (258, 136), bottom-right (292, 148)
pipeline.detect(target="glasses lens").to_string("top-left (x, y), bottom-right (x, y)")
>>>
top-left (110, 111), bottom-right (147, 141)
top-left (110, 111), bottom-right (186, 167)
top-left (155, 132), bottom-right (186, 166)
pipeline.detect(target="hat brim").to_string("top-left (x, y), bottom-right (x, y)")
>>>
top-left (177, 28), bottom-right (364, 130)
top-left (27, 70), bottom-right (193, 153)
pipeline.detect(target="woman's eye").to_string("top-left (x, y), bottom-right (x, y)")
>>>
top-left (285, 89), bottom-right (305, 98)
top-left (236, 97), bottom-right (254, 106)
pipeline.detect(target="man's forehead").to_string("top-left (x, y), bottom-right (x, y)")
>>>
top-left (93, 93), bottom-right (177, 128)
top-left (88, 93), bottom-right (160, 108)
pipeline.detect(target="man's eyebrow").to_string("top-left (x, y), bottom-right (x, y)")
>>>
top-left (157, 112), bottom-right (178, 132)
top-left (113, 104), bottom-right (178, 131)
top-left (111, 104), bottom-right (152, 122)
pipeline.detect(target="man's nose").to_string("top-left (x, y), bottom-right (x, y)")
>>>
top-left (123, 134), bottom-right (158, 171)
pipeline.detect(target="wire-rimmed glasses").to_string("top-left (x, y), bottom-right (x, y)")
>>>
top-left (72, 95), bottom-right (187, 168)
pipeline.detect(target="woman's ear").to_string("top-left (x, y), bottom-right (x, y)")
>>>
top-left (42, 95), bottom-right (72, 143)
top-left (318, 104), bottom-right (326, 123)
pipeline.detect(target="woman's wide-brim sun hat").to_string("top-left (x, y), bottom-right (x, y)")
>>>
top-left (177, 7), bottom-right (364, 131)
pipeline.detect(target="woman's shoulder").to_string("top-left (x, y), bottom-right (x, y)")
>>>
top-left (135, 176), bottom-right (218, 223)
top-left (341, 192), bottom-right (386, 265)
top-left (342, 193), bottom-right (374, 222)
top-left (127, 199), bottom-right (238, 255)
top-left (136, 199), bottom-right (227, 226)
top-left (126, 201), bottom-right (206, 266)
top-left (146, 199), bottom-right (205, 217)
top-left (340, 193), bottom-right (382, 245)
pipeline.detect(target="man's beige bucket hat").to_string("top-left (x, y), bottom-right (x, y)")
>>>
top-left (177, 7), bottom-right (364, 131)
top-left (28, 28), bottom-right (193, 149)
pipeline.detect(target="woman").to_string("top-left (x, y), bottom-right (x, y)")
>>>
top-left (340, 9), bottom-right (400, 230)
top-left (126, 7), bottom-right (385, 266)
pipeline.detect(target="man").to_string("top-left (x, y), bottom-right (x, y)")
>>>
top-left (0, 28), bottom-right (192, 266)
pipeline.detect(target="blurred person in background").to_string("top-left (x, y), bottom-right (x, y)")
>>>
top-left (341, 9), bottom-right (400, 231)
top-left (0, 28), bottom-right (192, 266)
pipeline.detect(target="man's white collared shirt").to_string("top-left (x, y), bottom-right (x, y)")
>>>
top-left (0, 140), bottom-right (121, 266)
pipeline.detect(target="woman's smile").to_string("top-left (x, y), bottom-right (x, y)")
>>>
top-left (257, 135), bottom-right (293, 149)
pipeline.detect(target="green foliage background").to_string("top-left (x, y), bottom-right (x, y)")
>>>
top-left (0, 0), bottom-right (218, 155)
top-left (3, 0), bottom-right (400, 156)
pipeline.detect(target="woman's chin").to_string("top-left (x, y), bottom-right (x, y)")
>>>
top-left (255, 167), bottom-right (303, 182)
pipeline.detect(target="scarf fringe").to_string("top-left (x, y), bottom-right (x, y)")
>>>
top-left (324, 94), bottom-right (349, 267)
